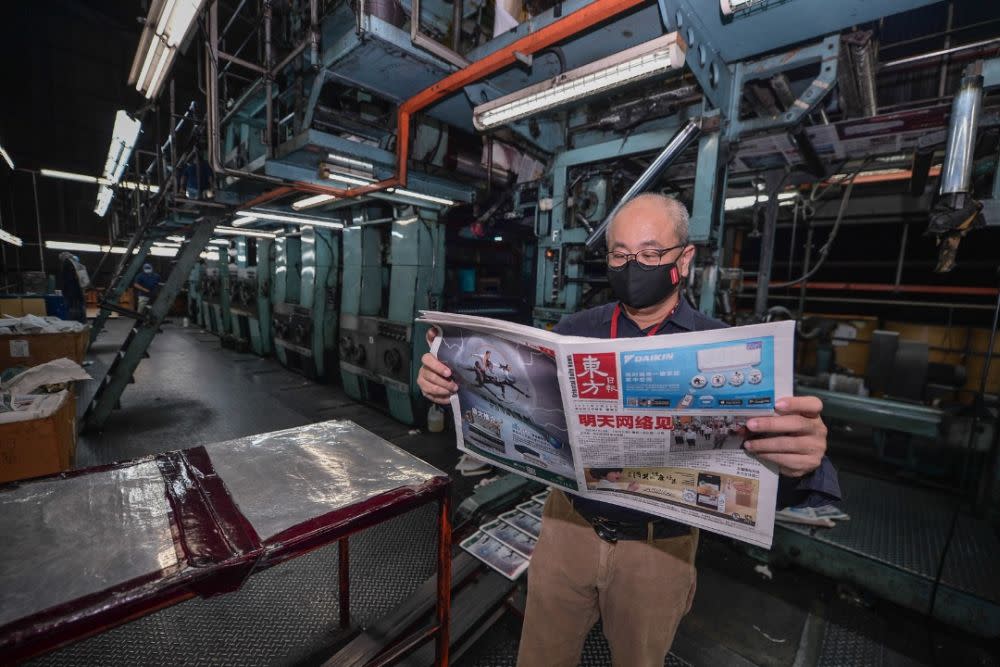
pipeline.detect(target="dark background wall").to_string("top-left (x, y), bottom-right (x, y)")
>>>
top-left (0, 1), bottom-right (201, 285)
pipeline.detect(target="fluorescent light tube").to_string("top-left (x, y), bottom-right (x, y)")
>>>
top-left (45, 241), bottom-right (104, 253)
top-left (129, 0), bottom-right (206, 99)
top-left (41, 169), bottom-right (99, 184)
top-left (723, 192), bottom-right (796, 211)
top-left (210, 239), bottom-right (231, 246)
top-left (41, 168), bottom-right (159, 193)
top-left (0, 230), bottom-right (23, 247)
top-left (285, 220), bottom-right (345, 231)
top-left (325, 172), bottom-right (374, 187)
top-left (214, 226), bottom-right (278, 239)
top-left (94, 186), bottom-right (115, 217)
top-left (101, 110), bottom-right (142, 186)
top-left (167, 235), bottom-right (186, 242)
top-left (149, 246), bottom-right (179, 257)
top-left (291, 194), bottom-right (338, 210)
top-left (473, 33), bottom-right (684, 130)
top-left (386, 187), bottom-right (455, 206)
top-left (232, 216), bottom-right (259, 227)
top-left (0, 144), bottom-right (13, 170)
top-left (245, 209), bottom-right (345, 228)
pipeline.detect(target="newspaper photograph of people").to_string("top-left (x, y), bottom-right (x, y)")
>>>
top-left (420, 311), bottom-right (795, 548)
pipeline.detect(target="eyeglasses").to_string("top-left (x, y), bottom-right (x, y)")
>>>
top-left (606, 243), bottom-right (686, 270)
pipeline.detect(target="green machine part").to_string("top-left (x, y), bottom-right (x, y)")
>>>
top-left (271, 233), bottom-right (302, 368)
top-left (390, 212), bottom-right (444, 423)
top-left (227, 237), bottom-right (248, 346)
top-left (340, 219), bottom-right (382, 402)
top-left (227, 237), bottom-right (273, 356)
top-left (200, 260), bottom-right (230, 336)
top-left (298, 225), bottom-right (340, 377)
top-left (339, 208), bottom-right (444, 425)
top-left (255, 238), bottom-right (273, 355)
top-left (187, 260), bottom-right (205, 327)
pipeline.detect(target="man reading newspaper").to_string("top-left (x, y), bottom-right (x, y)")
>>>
top-left (418, 194), bottom-right (840, 667)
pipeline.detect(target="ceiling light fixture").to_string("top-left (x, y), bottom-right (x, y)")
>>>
top-left (40, 168), bottom-right (159, 192)
top-left (94, 187), bottom-right (115, 217)
top-left (40, 169), bottom-right (98, 184)
top-left (325, 172), bottom-right (375, 187)
top-left (385, 187), bottom-right (456, 207)
top-left (241, 209), bottom-right (345, 229)
top-left (45, 240), bottom-right (105, 253)
top-left (723, 192), bottom-right (797, 211)
top-left (0, 144), bottom-right (13, 170)
top-left (128, 0), bottom-right (207, 100)
top-left (0, 230), bottom-right (23, 247)
top-left (473, 33), bottom-right (684, 131)
top-left (214, 226), bottom-right (278, 239)
top-left (101, 111), bottom-right (142, 186)
top-left (291, 194), bottom-right (338, 210)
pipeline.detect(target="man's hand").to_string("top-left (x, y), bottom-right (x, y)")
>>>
top-left (743, 396), bottom-right (827, 477)
top-left (417, 329), bottom-right (458, 406)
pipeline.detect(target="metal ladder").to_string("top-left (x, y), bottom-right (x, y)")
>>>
top-left (89, 235), bottom-right (156, 344)
top-left (83, 217), bottom-right (218, 431)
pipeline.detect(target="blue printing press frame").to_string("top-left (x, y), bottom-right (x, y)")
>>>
top-left (0, 421), bottom-right (452, 664)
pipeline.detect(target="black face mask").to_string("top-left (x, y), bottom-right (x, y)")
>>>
top-left (607, 260), bottom-right (682, 309)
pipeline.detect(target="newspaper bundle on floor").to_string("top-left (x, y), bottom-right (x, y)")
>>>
top-left (418, 311), bottom-right (795, 549)
top-left (460, 490), bottom-right (549, 579)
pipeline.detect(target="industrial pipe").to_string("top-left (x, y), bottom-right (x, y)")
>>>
top-left (939, 73), bottom-right (984, 197)
top-left (744, 280), bottom-right (999, 297)
top-left (753, 169), bottom-right (784, 318)
top-left (242, 0), bottom-right (650, 208)
top-left (584, 118), bottom-right (703, 249)
top-left (880, 36), bottom-right (1000, 71)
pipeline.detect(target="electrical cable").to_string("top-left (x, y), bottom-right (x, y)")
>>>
top-left (768, 160), bottom-right (871, 289)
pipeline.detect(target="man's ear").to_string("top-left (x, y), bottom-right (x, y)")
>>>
top-left (680, 244), bottom-right (696, 278)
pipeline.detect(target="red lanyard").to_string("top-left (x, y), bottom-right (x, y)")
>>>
top-left (610, 301), bottom-right (679, 339)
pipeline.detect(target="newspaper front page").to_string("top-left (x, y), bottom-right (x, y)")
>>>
top-left (419, 311), bottom-right (794, 548)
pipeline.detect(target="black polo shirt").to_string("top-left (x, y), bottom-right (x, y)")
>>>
top-left (553, 297), bottom-right (841, 527)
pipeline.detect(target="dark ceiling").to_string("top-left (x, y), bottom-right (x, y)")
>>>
top-left (0, 0), bottom-right (204, 278)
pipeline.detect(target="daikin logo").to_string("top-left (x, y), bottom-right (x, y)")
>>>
top-left (623, 352), bottom-right (674, 364)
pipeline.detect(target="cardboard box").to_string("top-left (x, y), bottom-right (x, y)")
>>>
top-left (0, 327), bottom-right (90, 369)
top-left (21, 298), bottom-right (47, 316)
top-left (0, 298), bottom-right (24, 317)
top-left (0, 391), bottom-right (77, 484)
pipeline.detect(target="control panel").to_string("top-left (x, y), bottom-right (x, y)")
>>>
top-left (339, 314), bottom-right (413, 392)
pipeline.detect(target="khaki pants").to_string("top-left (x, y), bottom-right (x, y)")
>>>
top-left (517, 490), bottom-right (698, 667)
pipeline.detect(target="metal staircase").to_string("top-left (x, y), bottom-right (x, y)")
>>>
top-left (83, 217), bottom-right (217, 431)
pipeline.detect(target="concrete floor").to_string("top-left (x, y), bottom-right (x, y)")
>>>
top-left (78, 319), bottom-right (479, 501)
top-left (48, 320), bottom-right (999, 667)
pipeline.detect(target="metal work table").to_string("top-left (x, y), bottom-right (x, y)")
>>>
top-left (0, 420), bottom-right (452, 666)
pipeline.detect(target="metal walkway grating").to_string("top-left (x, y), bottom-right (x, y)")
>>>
top-left (778, 472), bottom-right (1000, 602)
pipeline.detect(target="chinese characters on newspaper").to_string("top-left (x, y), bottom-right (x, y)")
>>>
top-left (419, 311), bottom-right (794, 548)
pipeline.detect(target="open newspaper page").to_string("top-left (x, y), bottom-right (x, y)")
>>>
top-left (558, 321), bottom-right (794, 548)
top-left (418, 312), bottom-right (794, 548)
top-left (421, 312), bottom-right (588, 492)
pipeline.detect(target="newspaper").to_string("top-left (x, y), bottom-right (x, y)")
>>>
top-left (418, 311), bottom-right (795, 548)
